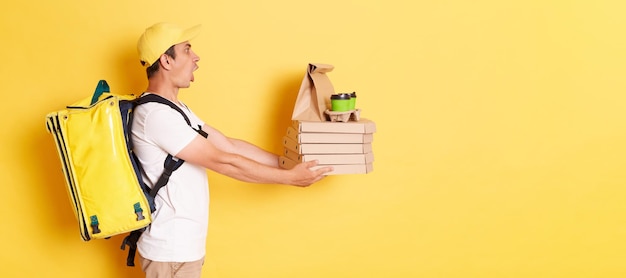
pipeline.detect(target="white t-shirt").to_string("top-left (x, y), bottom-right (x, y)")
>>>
top-left (131, 98), bottom-right (209, 262)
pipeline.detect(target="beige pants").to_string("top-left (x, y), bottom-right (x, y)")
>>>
top-left (139, 254), bottom-right (205, 278)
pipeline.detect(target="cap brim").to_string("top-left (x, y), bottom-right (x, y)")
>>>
top-left (179, 24), bottom-right (202, 44)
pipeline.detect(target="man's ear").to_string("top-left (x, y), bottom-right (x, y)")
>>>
top-left (158, 54), bottom-right (172, 70)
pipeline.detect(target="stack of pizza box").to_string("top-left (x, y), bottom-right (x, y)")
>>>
top-left (279, 119), bottom-right (376, 175)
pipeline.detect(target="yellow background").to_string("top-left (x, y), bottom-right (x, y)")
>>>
top-left (1, 0), bottom-right (625, 277)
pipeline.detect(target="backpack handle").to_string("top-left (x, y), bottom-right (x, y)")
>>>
top-left (90, 80), bottom-right (110, 105)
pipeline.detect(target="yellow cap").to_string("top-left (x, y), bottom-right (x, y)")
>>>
top-left (137, 22), bottom-right (201, 66)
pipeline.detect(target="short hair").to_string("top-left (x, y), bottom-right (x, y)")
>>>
top-left (145, 45), bottom-right (177, 79)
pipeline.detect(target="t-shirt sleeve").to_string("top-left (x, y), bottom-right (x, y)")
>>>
top-left (143, 107), bottom-right (199, 156)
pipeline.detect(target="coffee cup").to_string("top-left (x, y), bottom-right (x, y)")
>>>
top-left (331, 93), bottom-right (352, 112)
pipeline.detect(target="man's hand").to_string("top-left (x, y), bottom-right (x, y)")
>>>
top-left (288, 160), bottom-right (333, 187)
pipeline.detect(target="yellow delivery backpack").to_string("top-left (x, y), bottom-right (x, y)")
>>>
top-left (45, 80), bottom-right (207, 266)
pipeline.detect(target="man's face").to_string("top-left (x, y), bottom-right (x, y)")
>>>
top-left (168, 41), bottom-right (200, 88)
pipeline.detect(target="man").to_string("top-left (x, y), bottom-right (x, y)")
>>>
top-left (132, 22), bottom-right (332, 278)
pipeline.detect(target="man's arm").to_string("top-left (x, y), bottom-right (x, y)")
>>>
top-left (176, 133), bottom-right (332, 187)
top-left (201, 124), bottom-right (278, 167)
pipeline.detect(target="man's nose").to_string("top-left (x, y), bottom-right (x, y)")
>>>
top-left (192, 51), bottom-right (200, 62)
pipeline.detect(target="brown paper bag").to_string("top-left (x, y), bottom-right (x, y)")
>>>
top-left (291, 63), bottom-right (335, 122)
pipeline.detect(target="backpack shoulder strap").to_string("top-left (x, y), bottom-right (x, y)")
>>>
top-left (134, 93), bottom-right (208, 198)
